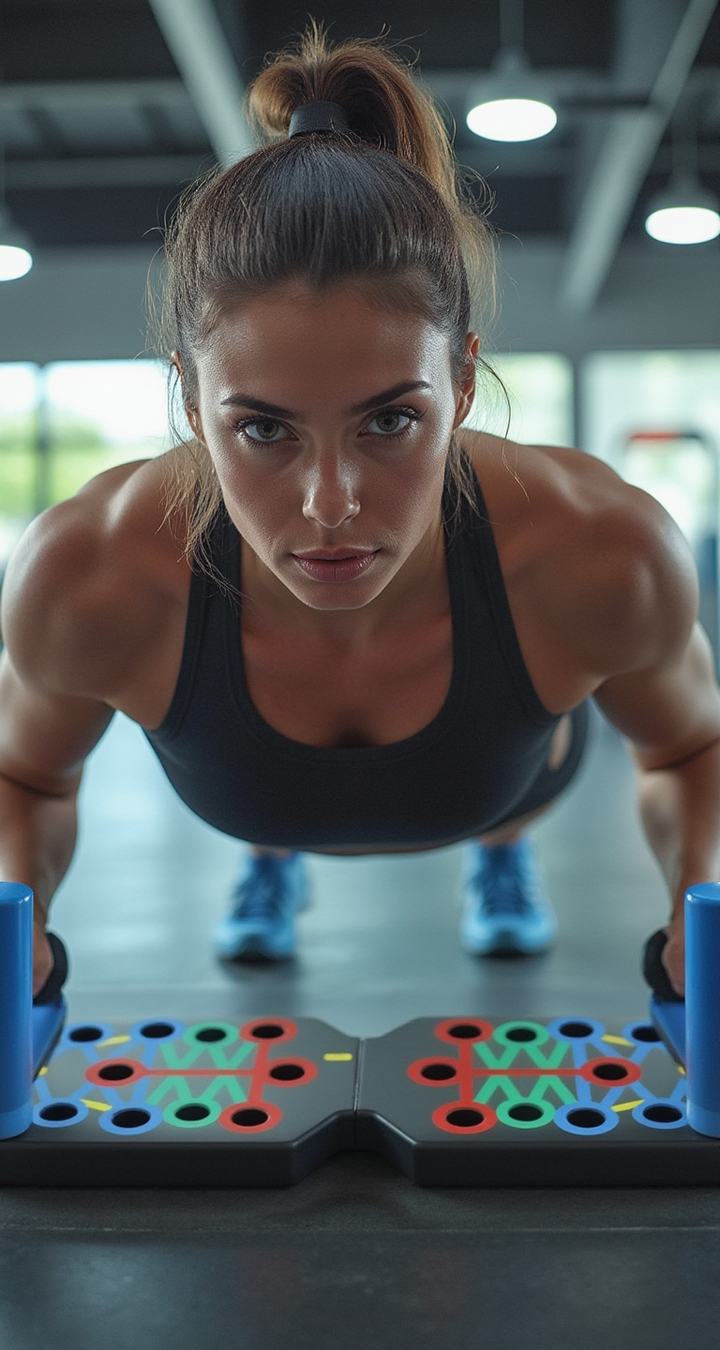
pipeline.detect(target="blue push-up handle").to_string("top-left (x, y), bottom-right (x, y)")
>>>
top-left (0, 883), bottom-right (33, 1140)
top-left (685, 882), bottom-right (720, 1138)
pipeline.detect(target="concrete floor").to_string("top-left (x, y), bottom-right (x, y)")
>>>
top-left (2, 704), bottom-right (720, 1349)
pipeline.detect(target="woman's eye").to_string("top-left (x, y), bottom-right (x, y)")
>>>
top-left (240, 418), bottom-right (288, 443)
top-left (365, 409), bottom-right (413, 436)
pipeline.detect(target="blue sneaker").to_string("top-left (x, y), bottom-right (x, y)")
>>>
top-left (213, 853), bottom-right (310, 962)
top-left (459, 839), bottom-right (557, 956)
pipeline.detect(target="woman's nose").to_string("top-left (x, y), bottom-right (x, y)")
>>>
top-left (301, 457), bottom-right (361, 530)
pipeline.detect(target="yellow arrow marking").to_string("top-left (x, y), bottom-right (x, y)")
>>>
top-left (601, 1035), bottom-right (634, 1047)
top-left (324, 1053), bottom-right (354, 1062)
top-left (612, 1098), bottom-right (644, 1112)
top-left (97, 1035), bottom-right (132, 1047)
top-left (80, 1099), bottom-right (112, 1112)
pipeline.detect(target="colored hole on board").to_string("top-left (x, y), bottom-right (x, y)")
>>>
top-left (632, 1024), bottom-right (661, 1043)
top-left (421, 1064), bottom-right (457, 1081)
top-left (39, 1103), bottom-right (79, 1122)
top-left (508, 1104), bottom-right (544, 1122)
top-left (140, 1023), bottom-right (175, 1039)
top-left (69, 1026), bottom-right (104, 1042)
top-left (250, 1024), bottom-right (286, 1039)
top-left (447, 1024), bottom-right (482, 1040)
top-left (231, 1108), bottom-right (270, 1127)
top-left (111, 1109), bottom-right (151, 1129)
top-left (268, 1064), bottom-right (305, 1081)
top-left (175, 1104), bottom-right (211, 1122)
top-left (98, 1063), bottom-right (134, 1082)
top-left (566, 1108), bottom-right (606, 1129)
top-left (506, 1027), bottom-right (538, 1043)
top-left (446, 1108), bottom-right (485, 1127)
top-left (593, 1062), bottom-right (629, 1082)
top-left (644, 1104), bottom-right (684, 1124)
top-left (558, 1022), bottom-right (594, 1038)
top-left (195, 1027), bottom-right (228, 1043)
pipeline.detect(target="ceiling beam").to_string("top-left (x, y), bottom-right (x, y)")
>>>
top-left (558, 0), bottom-right (719, 312)
top-left (5, 156), bottom-right (210, 191)
top-left (146, 0), bottom-right (254, 165)
top-left (0, 79), bottom-right (188, 111)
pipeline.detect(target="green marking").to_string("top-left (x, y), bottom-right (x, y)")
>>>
top-left (159, 1036), bottom-right (257, 1073)
top-left (522, 1041), bottom-right (571, 1070)
top-left (493, 1020), bottom-right (552, 1048)
top-left (147, 1076), bottom-right (248, 1107)
top-left (473, 1032), bottom-right (570, 1072)
top-left (473, 1042), bottom-right (525, 1071)
top-left (474, 1075), bottom-right (578, 1110)
top-left (496, 1096), bottom-right (557, 1129)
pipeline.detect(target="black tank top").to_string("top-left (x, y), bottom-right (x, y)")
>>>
top-left (144, 467), bottom-right (561, 848)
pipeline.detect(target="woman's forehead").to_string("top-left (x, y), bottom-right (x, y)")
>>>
top-left (202, 275), bottom-right (448, 345)
top-left (195, 285), bottom-right (450, 387)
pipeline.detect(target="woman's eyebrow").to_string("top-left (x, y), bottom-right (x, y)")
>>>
top-left (220, 380), bottom-right (431, 420)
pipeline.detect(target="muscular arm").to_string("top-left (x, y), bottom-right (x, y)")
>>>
top-left (0, 503), bottom-right (118, 993)
top-left (0, 652), bottom-right (114, 923)
top-left (591, 510), bottom-right (720, 996)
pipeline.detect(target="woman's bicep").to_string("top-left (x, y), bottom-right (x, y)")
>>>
top-left (593, 623), bottom-right (720, 771)
top-left (0, 650), bottom-right (114, 795)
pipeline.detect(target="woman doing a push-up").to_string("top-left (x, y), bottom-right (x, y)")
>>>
top-left (2, 26), bottom-right (720, 1002)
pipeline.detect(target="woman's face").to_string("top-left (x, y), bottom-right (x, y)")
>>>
top-left (185, 280), bottom-right (477, 620)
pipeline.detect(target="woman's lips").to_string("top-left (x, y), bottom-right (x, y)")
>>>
top-left (291, 551), bottom-right (379, 582)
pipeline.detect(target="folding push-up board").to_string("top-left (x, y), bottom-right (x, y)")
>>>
top-left (1, 883), bottom-right (720, 1187)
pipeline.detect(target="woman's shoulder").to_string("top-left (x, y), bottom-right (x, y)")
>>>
top-left (1, 455), bottom-right (191, 702)
top-left (460, 429), bottom-right (698, 686)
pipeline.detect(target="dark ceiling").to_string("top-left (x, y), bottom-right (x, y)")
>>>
top-left (1, 0), bottom-right (719, 309)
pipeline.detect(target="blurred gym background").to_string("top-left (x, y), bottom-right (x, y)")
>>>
top-left (1, 7), bottom-right (720, 1350)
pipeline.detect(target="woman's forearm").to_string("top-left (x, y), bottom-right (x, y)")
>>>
top-left (0, 770), bottom-right (79, 925)
top-left (635, 738), bottom-right (720, 922)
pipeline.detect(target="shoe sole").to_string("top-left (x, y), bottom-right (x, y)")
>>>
top-left (218, 941), bottom-right (295, 963)
top-left (461, 927), bottom-right (556, 957)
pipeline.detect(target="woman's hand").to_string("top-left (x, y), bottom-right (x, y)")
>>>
top-left (661, 919), bottom-right (685, 998)
top-left (33, 921), bottom-right (54, 999)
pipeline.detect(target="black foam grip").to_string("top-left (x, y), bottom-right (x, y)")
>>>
top-left (33, 931), bottom-right (69, 1005)
top-left (642, 926), bottom-right (684, 1003)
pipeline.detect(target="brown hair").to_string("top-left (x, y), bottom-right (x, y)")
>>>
top-left (159, 22), bottom-right (500, 570)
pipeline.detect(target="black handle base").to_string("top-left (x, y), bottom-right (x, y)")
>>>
top-left (33, 932), bottom-right (69, 1006)
top-left (643, 927), bottom-right (684, 1003)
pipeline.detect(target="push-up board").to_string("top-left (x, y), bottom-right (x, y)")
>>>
top-left (0, 1003), bottom-right (719, 1186)
top-left (2, 882), bottom-right (720, 1187)
top-left (2, 1011), bottom-right (358, 1186)
top-left (356, 1012), bottom-right (720, 1186)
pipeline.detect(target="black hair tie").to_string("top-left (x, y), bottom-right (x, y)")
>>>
top-left (33, 932), bottom-right (70, 1005)
top-left (288, 101), bottom-right (350, 137)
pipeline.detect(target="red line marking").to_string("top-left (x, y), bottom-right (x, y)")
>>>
top-left (459, 1042), bottom-right (475, 1100)
top-left (248, 1041), bottom-right (269, 1106)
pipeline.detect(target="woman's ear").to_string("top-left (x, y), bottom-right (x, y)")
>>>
top-left (172, 350), bottom-right (205, 444)
top-left (453, 333), bottom-right (480, 430)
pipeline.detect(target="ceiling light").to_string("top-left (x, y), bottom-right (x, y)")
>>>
top-left (645, 177), bottom-right (720, 245)
top-left (0, 209), bottom-right (33, 281)
top-left (467, 46), bottom-right (557, 144)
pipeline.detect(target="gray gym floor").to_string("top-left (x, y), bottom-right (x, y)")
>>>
top-left (2, 704), bottom-right (719, 1349)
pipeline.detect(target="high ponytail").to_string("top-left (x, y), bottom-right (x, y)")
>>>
top-left (248, 21), bottom-right (459, 216)
top-left (161, 22), bottom-right (498, 567)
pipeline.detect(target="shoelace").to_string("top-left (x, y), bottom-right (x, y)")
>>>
top-left (232, 856), bottom-right (293, 920)
top-left (476, 847), bottom-right (533, 915)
